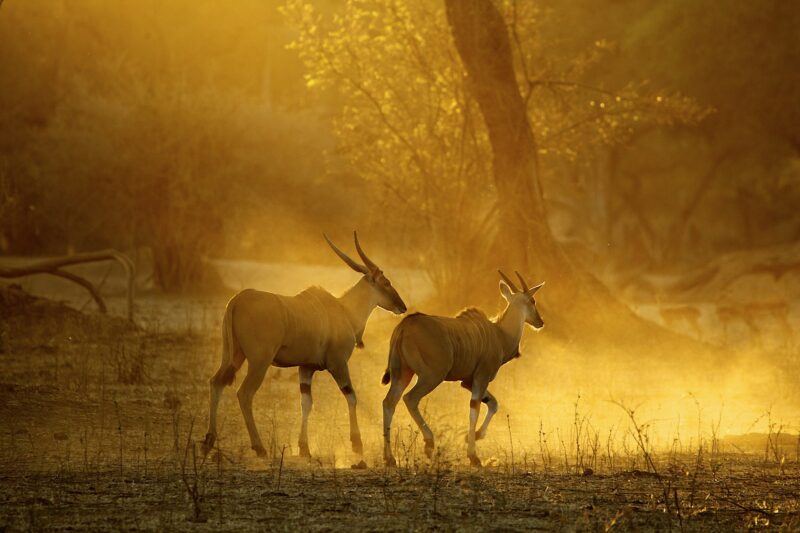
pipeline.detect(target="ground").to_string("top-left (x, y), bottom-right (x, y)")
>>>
top-left (2, 461), bottom-right (799, 531)
top-left (1, 275), bottom-right (799, 531)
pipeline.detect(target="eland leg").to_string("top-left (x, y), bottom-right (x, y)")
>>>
top-left (297, 366), bottom-right (316, 457)
top-left (476, 390), bottom-right (498, 440)
top-left (467, 382), bottom-right (489, 466)
top-left (237, 359), bottom-right (270, 457)
top-left (382, 368), bottom-right (414, 466)
top-left (203, 371), bottom-right (228, 453)
top-left (460, 383), bottom-right (498, 441)
top-left (204, 353), bottom-right (243, 453)
top-left (403, 376), bottom-right (441, 459)
top-left (329, 364), bottom-right (363, 455)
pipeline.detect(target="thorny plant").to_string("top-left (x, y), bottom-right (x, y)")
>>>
top-left (613, 400), bottom-right (678, 523)
top-left (180, 417), bottom-right (208, 523)
top-left (110, 337), bottom-right (149, 385)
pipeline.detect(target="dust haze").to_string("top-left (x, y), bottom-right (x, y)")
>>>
top-left (1, 0), bottom-right (798, 530)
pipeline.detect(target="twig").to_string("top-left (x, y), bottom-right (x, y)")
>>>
top-left (507, 414), bottom-right (515, 475)
top-left (709, 493), bottom-right (774, 517)
top-left (277, 444), bottom-right (287, 491)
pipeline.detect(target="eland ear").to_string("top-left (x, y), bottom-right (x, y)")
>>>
top-left (499, 281), bottom-right (515, 300)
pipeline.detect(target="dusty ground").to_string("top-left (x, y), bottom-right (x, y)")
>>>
top-left (1, 282), bottom-right (799, 531)
top-left (2, 459), bottom-right (799, 531)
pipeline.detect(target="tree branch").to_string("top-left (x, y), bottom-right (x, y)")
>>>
top-left (0, 249), bottom-right (136, 320)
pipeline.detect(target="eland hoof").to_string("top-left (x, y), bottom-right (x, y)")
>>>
top-left (202, 433), bottom-right (215, 455)
top-left (424, 440), bottom-right (434, 459)
top-left (469, 454), bottom-right (482, 467)
top-left (385, 456), bottom-right (397, 467)
top-left (299, 442), bottom-right (311, 458)
top-left (351, 436), bottom-right (364, 455)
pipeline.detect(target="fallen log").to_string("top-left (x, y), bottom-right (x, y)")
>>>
top-left (0, 249), bottom-right (135, 321)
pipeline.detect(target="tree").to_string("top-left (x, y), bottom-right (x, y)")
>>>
top-left (536, 0), bottom-right (800, 274)
top-left (0, 0), bottom-right (338, 291)
top-left (283, 0), bottom-right (704, 310)
top-left (445, 0), bottom-right (551, 271)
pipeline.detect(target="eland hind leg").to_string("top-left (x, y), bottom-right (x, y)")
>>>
top-left (237, 353), bottom-right (274, 457)
top-left (382, 368), bottom-right (414, 466)
top-left (204, 307), bottom-right (244, 454)
top-left (203, 362), bottom-right (237, 454)
top-left (403, 376), bottom-right (442, 459)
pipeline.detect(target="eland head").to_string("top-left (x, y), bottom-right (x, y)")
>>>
top-left (498, 270), bottom-right (545, 329)
top-left (324, 231), bottom-right (407, 315)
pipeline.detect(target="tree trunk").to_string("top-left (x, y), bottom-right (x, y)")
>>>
top-left (443, 0), bottom-right (673, 347)
top-left (444, 0), bottom-right (574, 288)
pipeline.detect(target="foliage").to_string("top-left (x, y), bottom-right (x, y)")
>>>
top-left (0, 0), bottom-right (337, 291)
top-left (543, 0), bottom-right (800, 272)
top-left (283, 0), bottom-right (496, 305)
top-left (282, 0), bottom-right (707, 302)
top-left (497, 0), bottom-right (708, 160)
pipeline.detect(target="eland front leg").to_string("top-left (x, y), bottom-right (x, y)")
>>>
top-left (476, 390), bottom-right (498, 440)
top-left (328, 363), bottom-right (363, 455)
top-left (297, 366), bottom-right (316, 457)
top-left (467, 381), bottom-right (489, 466)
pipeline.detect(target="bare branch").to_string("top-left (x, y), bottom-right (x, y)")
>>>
top-left (0, 249), bottom-right (136, 320)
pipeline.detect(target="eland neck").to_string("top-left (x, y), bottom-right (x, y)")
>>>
top-left (338, 276), bottom-right (377, 339)
top-left (496, 301), bottom-right (526, 363)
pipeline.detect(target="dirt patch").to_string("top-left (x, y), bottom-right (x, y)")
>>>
top-left (1, 283), bottom-right (135, 349)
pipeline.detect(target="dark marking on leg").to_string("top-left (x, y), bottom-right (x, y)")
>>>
top-left (211, 364), bottom-right (237, 386)
top-left (340, 384), bottom-right (354, 395)
top-left (300, 383), bottom-right (311, 395)
top-left (482, 396), bottom-right (490, 404)
top-left (470, 399), bottom-right (480, 409)
top-left (202, 433), bottom-right (215, 454)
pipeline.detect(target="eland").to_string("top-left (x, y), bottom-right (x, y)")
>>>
top-left (381, 271), bottom-right (544, 466)
top-left (203, 232), bottom-right (407, 458)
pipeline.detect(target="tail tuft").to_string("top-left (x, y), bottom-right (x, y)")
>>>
top-left (381, 369), bottom-right (390, 385)
top-left (212, 364), bottom-right (237, 387)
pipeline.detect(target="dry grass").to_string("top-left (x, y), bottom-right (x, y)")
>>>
top-left (1, 289), bottom-right (799, 531)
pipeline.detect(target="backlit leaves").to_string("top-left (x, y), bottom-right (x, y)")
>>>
top-left (282, 0), bottom-right (707, 299)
